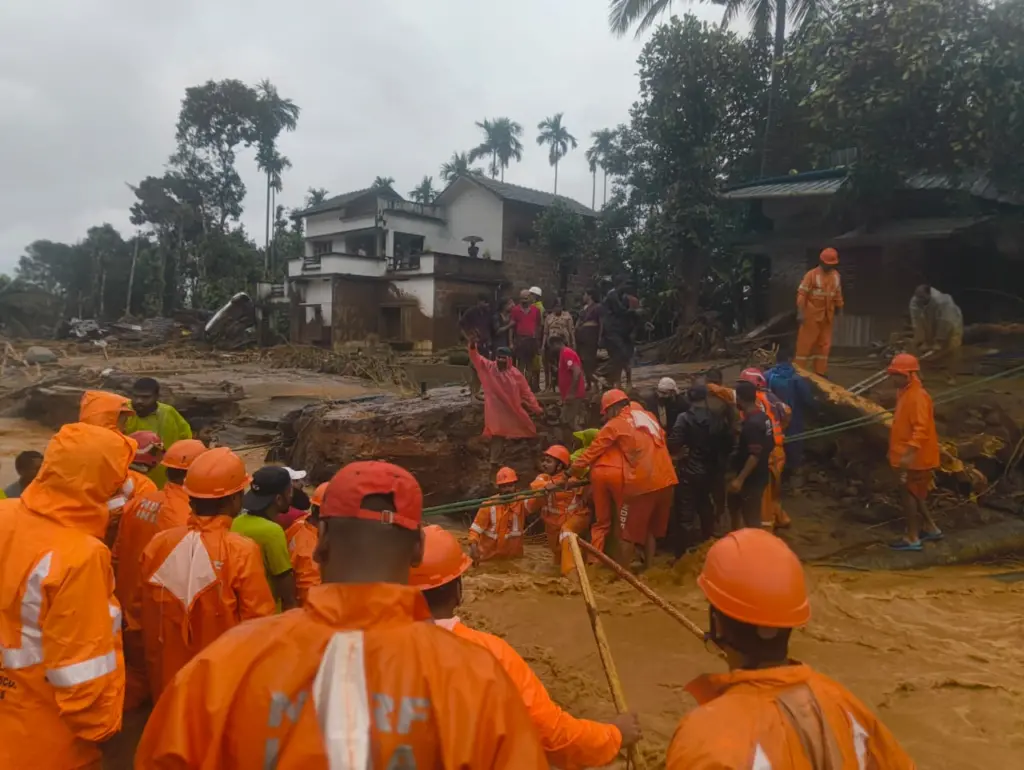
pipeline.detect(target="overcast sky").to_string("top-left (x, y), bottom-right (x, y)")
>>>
top-left (0, 0), bottom-right (725, 273)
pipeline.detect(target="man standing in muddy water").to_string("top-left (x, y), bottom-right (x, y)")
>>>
top-left (667, 528), bottom-right (915, 768)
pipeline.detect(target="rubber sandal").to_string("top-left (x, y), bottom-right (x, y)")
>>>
top-left (921, 529), bottom-right (944, 543)
top-left (889, 539), bottom-right (923, 552)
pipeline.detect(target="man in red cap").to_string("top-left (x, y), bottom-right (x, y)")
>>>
top-left (136, 461), bottom-right (549, 768)
top-left (795, 247), bottom-right (843, 376)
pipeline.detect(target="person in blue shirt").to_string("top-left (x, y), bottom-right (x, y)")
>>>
top-left (765, 346), bottom-right (815, 479)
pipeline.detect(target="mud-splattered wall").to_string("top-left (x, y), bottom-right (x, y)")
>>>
top-left (331, 276), bottom-right (387, 344)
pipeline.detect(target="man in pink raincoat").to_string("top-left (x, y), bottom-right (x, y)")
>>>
top-left (469, 342), bottom-right (543, 468)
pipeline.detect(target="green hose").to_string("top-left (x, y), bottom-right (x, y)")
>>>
top-left (423, 482), bottom-right (589, 518)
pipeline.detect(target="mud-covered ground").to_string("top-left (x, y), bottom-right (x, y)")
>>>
top-left (462, 542), bottom-right (1024, 769)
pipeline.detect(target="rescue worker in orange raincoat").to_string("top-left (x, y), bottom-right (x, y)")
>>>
top-left (468, 466), bottom-right (526, 563)
top-left (284, 485), bottom-right (322, 605)
top-left (795, 247), bottom-right (844, 376)
top-left (887, 353), bottom-right (943, 552)
top-left (667, 529), bottom-right (916, 769)
top-left (526, 444), bottom-right (590, 575)
top-left (78, 390), bottom-right (158, 546)
top-left (113, 437), bottom-right (208, 709)
top-left (571, 390), bottom-right (677, 568)
top-left (738, 368), bottom-right (792, 529)
top-left (135, 460), bottom-right (550, 769)
top-left (411, 524), bottom-right (642, 769)
top-left (0, 423), bottom-right (136, 770)
top-left (134, 447), bottom-right (275, 701)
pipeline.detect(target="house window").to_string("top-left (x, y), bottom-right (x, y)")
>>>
top-left (313, 240), bottom-right (332, 256)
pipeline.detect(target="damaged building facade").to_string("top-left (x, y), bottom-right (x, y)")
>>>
top-left (287, 176), bottom-right (597, 351)
top-left (725, 168), bottom-right (1024, 348)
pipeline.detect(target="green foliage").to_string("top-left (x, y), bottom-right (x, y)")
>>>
top-left (439, 152), bottom-right (482, 183)
top-left (372, 176), bottom-right (396, 189)
top-left (536, 113), bottom-right (578, 193)
top-left (408, 176), bottom-right (438, 203)
top-left (534, 202), bottom-right (588, 299)
top-left (469, 118), bottom-right (524, 182)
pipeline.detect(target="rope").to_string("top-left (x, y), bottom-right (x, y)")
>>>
top-left (422, 481), bottom-right (589, 518)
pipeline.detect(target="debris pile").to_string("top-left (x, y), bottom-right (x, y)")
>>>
top-left (221, 345), bottom-right (416, 390)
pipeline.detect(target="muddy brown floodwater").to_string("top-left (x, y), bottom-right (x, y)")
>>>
top-left (460, 541), bottom-right (1024, 770)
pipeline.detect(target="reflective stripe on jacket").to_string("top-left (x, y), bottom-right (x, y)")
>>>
top-left (667, 663), bottom-right (916, 769)
top-left (134, 583), bottom-right (551, 768)
top-left (469, 498), bottom-right (526, 561)
top-left (0, 423), bottom-right (135, 770)
top-left (797, 267), bottom-right (844, 322)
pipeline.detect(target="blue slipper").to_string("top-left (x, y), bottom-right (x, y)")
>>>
top-left (890, 539), bottom-right (923, 552)
top-left (921, 529), bottom-right (944, 543)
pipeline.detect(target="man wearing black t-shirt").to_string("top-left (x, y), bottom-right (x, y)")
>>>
top-left (728, 380), bottom-right (773, 530)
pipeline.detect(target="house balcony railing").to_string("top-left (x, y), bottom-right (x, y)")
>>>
top-left (387, 254), bottom-right (422, 272)
top-left (302, 255), bottom-right (322, 271)
top-left (380, 199), bottom-right (446, 221)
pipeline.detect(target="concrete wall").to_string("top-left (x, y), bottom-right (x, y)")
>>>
top-left (305, 213), bottom-right (377, 240)
top-left (332, 277), bottom-right (387, 346)
top-left (288, 254), bottom-right (386, 278)
top-left (443, 182), bottom-right (504, 260)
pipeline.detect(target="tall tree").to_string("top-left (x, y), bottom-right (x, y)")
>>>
top-left (536, 113), bottom-right (578, 194)
top-left (305, 187), bottom-right (330, 208)
top-left (586, 128), bottom-right (618, 207)
top-left (408, 176), bottom-right (438, 203)
top-left (469, 118), bottom-right (524, 182)
top-left (253, 79), bottom-right (300, 274)
top-left (439, 151), bottom-right (482, 183)
top-left (534, 202), bottom-right (587, 299)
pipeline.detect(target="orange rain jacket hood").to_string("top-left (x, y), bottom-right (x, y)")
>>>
top-left (79, 389), bottom-right (132, 430)
top-left (439, 617), bottom-right (621, 769)
top-left (889, 375), bottom-right (940, 470)
top-left (0, 423), bottom-right (134, 770)
top-left (667, 663), bottom-right (915, 769)
top-left (135, 583), bottom-right (550, 769)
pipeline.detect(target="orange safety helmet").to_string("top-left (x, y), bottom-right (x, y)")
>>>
top-left (183, 446), bottom-right (250, 499)
top-left (495, 466), bottom-right (518, 485)
top-left (600, 388), bottom-right (630, 415)
top-left (698, 528), bottom-right (810, 628)
top-left (887, 352), bottom-right (920, 375)
top-left (129, 431), bottom-right (164, 468)
top-left (738, 367), bottom-right (767, 389)
top-left (408, 524), bottom-right (473, 591)
top-left (310, 481), bottom-right (328, 508)
top-left (543, 444), bottom-right (571, 466)
top-left (162, 438), bottom-right (208, 470)
top-left (819, 247), bottom-right (839, 265)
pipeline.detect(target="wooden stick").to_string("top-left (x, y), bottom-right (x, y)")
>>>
top-left (577, 537), bottom-right (726, 659)
top-left (568, 534), bottom-right (645, 770)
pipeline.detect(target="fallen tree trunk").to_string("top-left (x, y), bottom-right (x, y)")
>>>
top-left (797, 366), bottom-right (997, 493)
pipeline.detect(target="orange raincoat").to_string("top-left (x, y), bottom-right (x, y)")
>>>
top-left (0, 423), bottom-right (134, 770)
top-left (438, 617), bottom-right (621, 769)
top-left (113, 479), bottom-right (191, 709)
top-left (527, 472), bottom-right (591, 574)
top-left (754, 391), bottom-right (791, 528)
top-left (135, 513), bottom-right (275, 700)
top-left (796, 266), bottom-right (843, 375)
top-left (469, 495), bottom-right (526, 561)
top-left (667, 663), bottom-right (915, 769)
top-left (889, 375), bottom-right (940, 471)
top-left (285, 514), bottom-right (321, 605)
top-left (135, 583), bottom-right (550, 768)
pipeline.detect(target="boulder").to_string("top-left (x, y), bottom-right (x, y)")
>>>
top-left (24, 346), bottom-right (57, 365)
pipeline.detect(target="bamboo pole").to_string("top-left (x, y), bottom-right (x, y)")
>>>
top-left (577, 538), bottom-right (725, 659)
top-left (567, 534), bottom-right (645, 770)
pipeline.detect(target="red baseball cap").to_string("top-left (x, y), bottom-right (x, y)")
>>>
top-left (320, 461), bottom-right (423, 531)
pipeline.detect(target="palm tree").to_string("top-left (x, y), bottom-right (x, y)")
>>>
top-left (372, 176), bottom-right (396, 190)
top-left (305, 187), bottom-right (330, 208)
top-left (254, 80), bottom-right (300, 274)
top-left (408, 176), bottom-right (438, 203)
top-left (608, 0), bottom-right (830, 173)
top-left (536, 113), bottom-right (578, 194)
top-left (469, 118), bottom-right (524, 182)
top-left (439, 152), bottom-right (482, 184)
top-left (586, 129), bottom-right (617, 208)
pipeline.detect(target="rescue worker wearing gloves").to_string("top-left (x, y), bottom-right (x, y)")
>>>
top-left (469, 466), bottom-right (526, 564)
top-left (887, 353), bottom-right (943, 552)
top-left (135, 460), bottom-right (550, 768)
top-left (411, 524), bottom-right (642, 769)
top-left (78, 390), bottom-right (158, 547)
top-left (738, 368), bottom-right (792, 529)
top-left (134, 447), bottom-right (275, 701)
top-left (667, 529), bottom-right (915, 768)
top-left (526, 445), bottom-right (591, 576)
top-left (910, 284), bottom-right (964, 385)
top-left (795, 247), bottom-right (844, 376)
top-left (0, 423), bottom-right (136, 770)
top-left (113, 437), bottom-right (208, 710)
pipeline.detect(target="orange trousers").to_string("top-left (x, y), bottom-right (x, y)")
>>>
top-left (123, 629), bottom-right (150, 710)
top-left (545, 513), bottom-right (592, 574)
top-left (590, 466), bottom-right (625, 556)
top-left (761, 446), bottom-right (791, 528)
top-left (621, 486), bottom-right (675, 545)
top-left (795, 315), bottom-right (833, 375)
